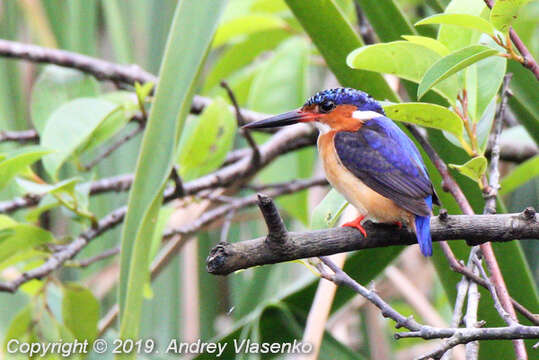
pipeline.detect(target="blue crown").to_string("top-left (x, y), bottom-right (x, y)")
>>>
top-left (305, 88), bottom-right (384, 114)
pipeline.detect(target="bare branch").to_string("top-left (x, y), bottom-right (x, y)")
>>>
top-left (207, 205), bottom-right (539, 275)
top-left (0, 129), bottom-right (38, 143)
top-left (315, 256), bottom-right (539, 360)
top-left (0, 39), bottom-right (269, 125)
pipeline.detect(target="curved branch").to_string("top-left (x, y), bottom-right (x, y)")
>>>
top-left (206, 207), bottom-right (539, 275)
top-left (0, 39), bottom-right (268, 125)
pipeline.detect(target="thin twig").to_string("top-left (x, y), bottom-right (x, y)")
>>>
top-left (71, 248), bottom-right (120, 268)
top-left (220, 81), bottom-right (261, 166)
top-left (464, 261), bottom-right (481, 359)
top-left (0, 129), bottom-right (38, 143)
top-left (81, 121), bottom-right (144, 171)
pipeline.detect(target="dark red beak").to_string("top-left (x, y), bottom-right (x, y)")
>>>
top-left (242, 110), bottom-right (315, 129)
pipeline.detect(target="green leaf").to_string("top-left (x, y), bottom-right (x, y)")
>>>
top-left (212, 14), bottom-right (287, 48)
top-left (490, 0), bottom-right (531, 32)
top-left (0, 221), bottom-right (55, 264)
top-left (415, 13), bottom-right (495, 35)
top-left (41, 98), bottom-right (119, 179)
top-left (384, 103), bottom-right (464, 138)
top-left (30, 65), bottom-right (100, 134)
top-left (449, 156), bottom-right (487, 182)
top-left (466, 35), bottom-right (507, 123)
top-left (134, 81), bottom-right (155, 105)
top-left (0, 146), bottom-right (51, 190)
top-left (402, 35), bottom-right (450, 56)
top-left (203, 29), bottom-right (289, 92)
top-left (62, 283), bottom-right (99, 342)
top-left (118, 0), bottom-right (226, 347)
top-left (347, 41), bottom-right (459, 103)
top-left (310, 189), bottom-right (348, 230)
top-left (285, 0), bottom-right (397, 101)
top-left (500, 156), bottom-right (539, 195)
top-left (437, 0), bottom-right (487, 51)
top-left (177, 97), bottom-right (237, 181)
top-left (418, 45), bottom-right (499, 99)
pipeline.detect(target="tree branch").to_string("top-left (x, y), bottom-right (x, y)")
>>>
top-left (0, 39), bottom-right (268, 125)
top-left (206, 206), bottom-right (539, 275)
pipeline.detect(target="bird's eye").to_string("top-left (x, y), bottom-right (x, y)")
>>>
top-left (319, 101), bottom-right (335, 113)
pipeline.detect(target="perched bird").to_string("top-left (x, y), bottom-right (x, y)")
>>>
top-left (244, 87), bottom-right (439, 256)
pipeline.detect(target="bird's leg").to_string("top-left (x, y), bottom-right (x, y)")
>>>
top-left (342, 214), bottom-right (367, 237)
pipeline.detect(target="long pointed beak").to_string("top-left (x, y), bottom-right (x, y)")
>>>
top-left (242, 110), bottom-right (315, 129)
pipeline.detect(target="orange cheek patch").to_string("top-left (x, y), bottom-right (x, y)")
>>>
top-left (322, 105), bottom-right (363, 131)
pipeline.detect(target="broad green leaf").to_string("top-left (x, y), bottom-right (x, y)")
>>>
top-left (0, 146), bottom-right (51, 190)
top-left (415, 13), bottom-right (495, 35)
top-left (0, 222), bottom-right (55, 263)
top-left (203, 29), bottom-right (289, 92)
top-left (177, 97), bottom-right (237, 181)
top-left (490, 0), bottom-right (531, 32)
top-left (16, 177), bottom-right (81, 197)
top-left (347, 41), bottom-right (459, 103)
top-left (62, 283), bottom-right (99, 343)
top-left (466, 35), bottom-right (507, 122)
top-left (76, 105), bottom-right (132, 155)
top-left (384, 103), bottom-right (464, 138)
top-left (285, 0), bottom-right (397, 101)
top-left (118, 0), bottom-right (226, 347)
top-left (212, 14), bottom-right (287, 48)
top-left (30, 65), bottom-right (100, 134)
top-left (449, 156), bottom-right (487, 182)
top-left (41, 98), bottom-right (118, 179)
top-left (500, 156), bottom-right (539, 195)
top-left (437, 0), bottom-right (487, 51)
top-left (418, 45), bottom-right (499, 99)
top-left (402, 35), bottom-right (450, 56)
top-left (310, 189), bottom-right (348, 230)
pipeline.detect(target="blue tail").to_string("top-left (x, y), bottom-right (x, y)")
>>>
top-left (415, 196), bottom-right (433, 256)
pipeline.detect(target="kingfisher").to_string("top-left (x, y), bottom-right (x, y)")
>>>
top-left (244, 88), bottom-right (439, 256)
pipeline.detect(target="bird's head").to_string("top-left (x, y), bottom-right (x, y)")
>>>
top-left (243, 88), bottom-right (385, 133)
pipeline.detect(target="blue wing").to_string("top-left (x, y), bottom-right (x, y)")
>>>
top-left (334, 117), bottom-right (436, 217)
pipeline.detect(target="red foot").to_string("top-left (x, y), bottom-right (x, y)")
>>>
top-left (342, 215), bottom-right (367, 237)
top-left (394, 221), bottom-right (403, 229)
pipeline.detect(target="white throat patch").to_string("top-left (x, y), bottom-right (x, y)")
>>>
top-left (352, 110), bottom-right (382, 121)
top-left (313, 121), bottom-right (331, 134)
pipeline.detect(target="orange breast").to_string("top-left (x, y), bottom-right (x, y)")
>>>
top-left (317, 132), bottom-right (413, 224)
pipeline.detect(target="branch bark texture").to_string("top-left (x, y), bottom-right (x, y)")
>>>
top-left (207, 208), bottom-right (539, 275)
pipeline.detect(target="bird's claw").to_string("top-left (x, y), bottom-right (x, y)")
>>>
top-left (342, 215), bottom-right (367, 237)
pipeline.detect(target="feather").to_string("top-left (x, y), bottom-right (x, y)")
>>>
top-left (334, 117), bottom-right (436, 217)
